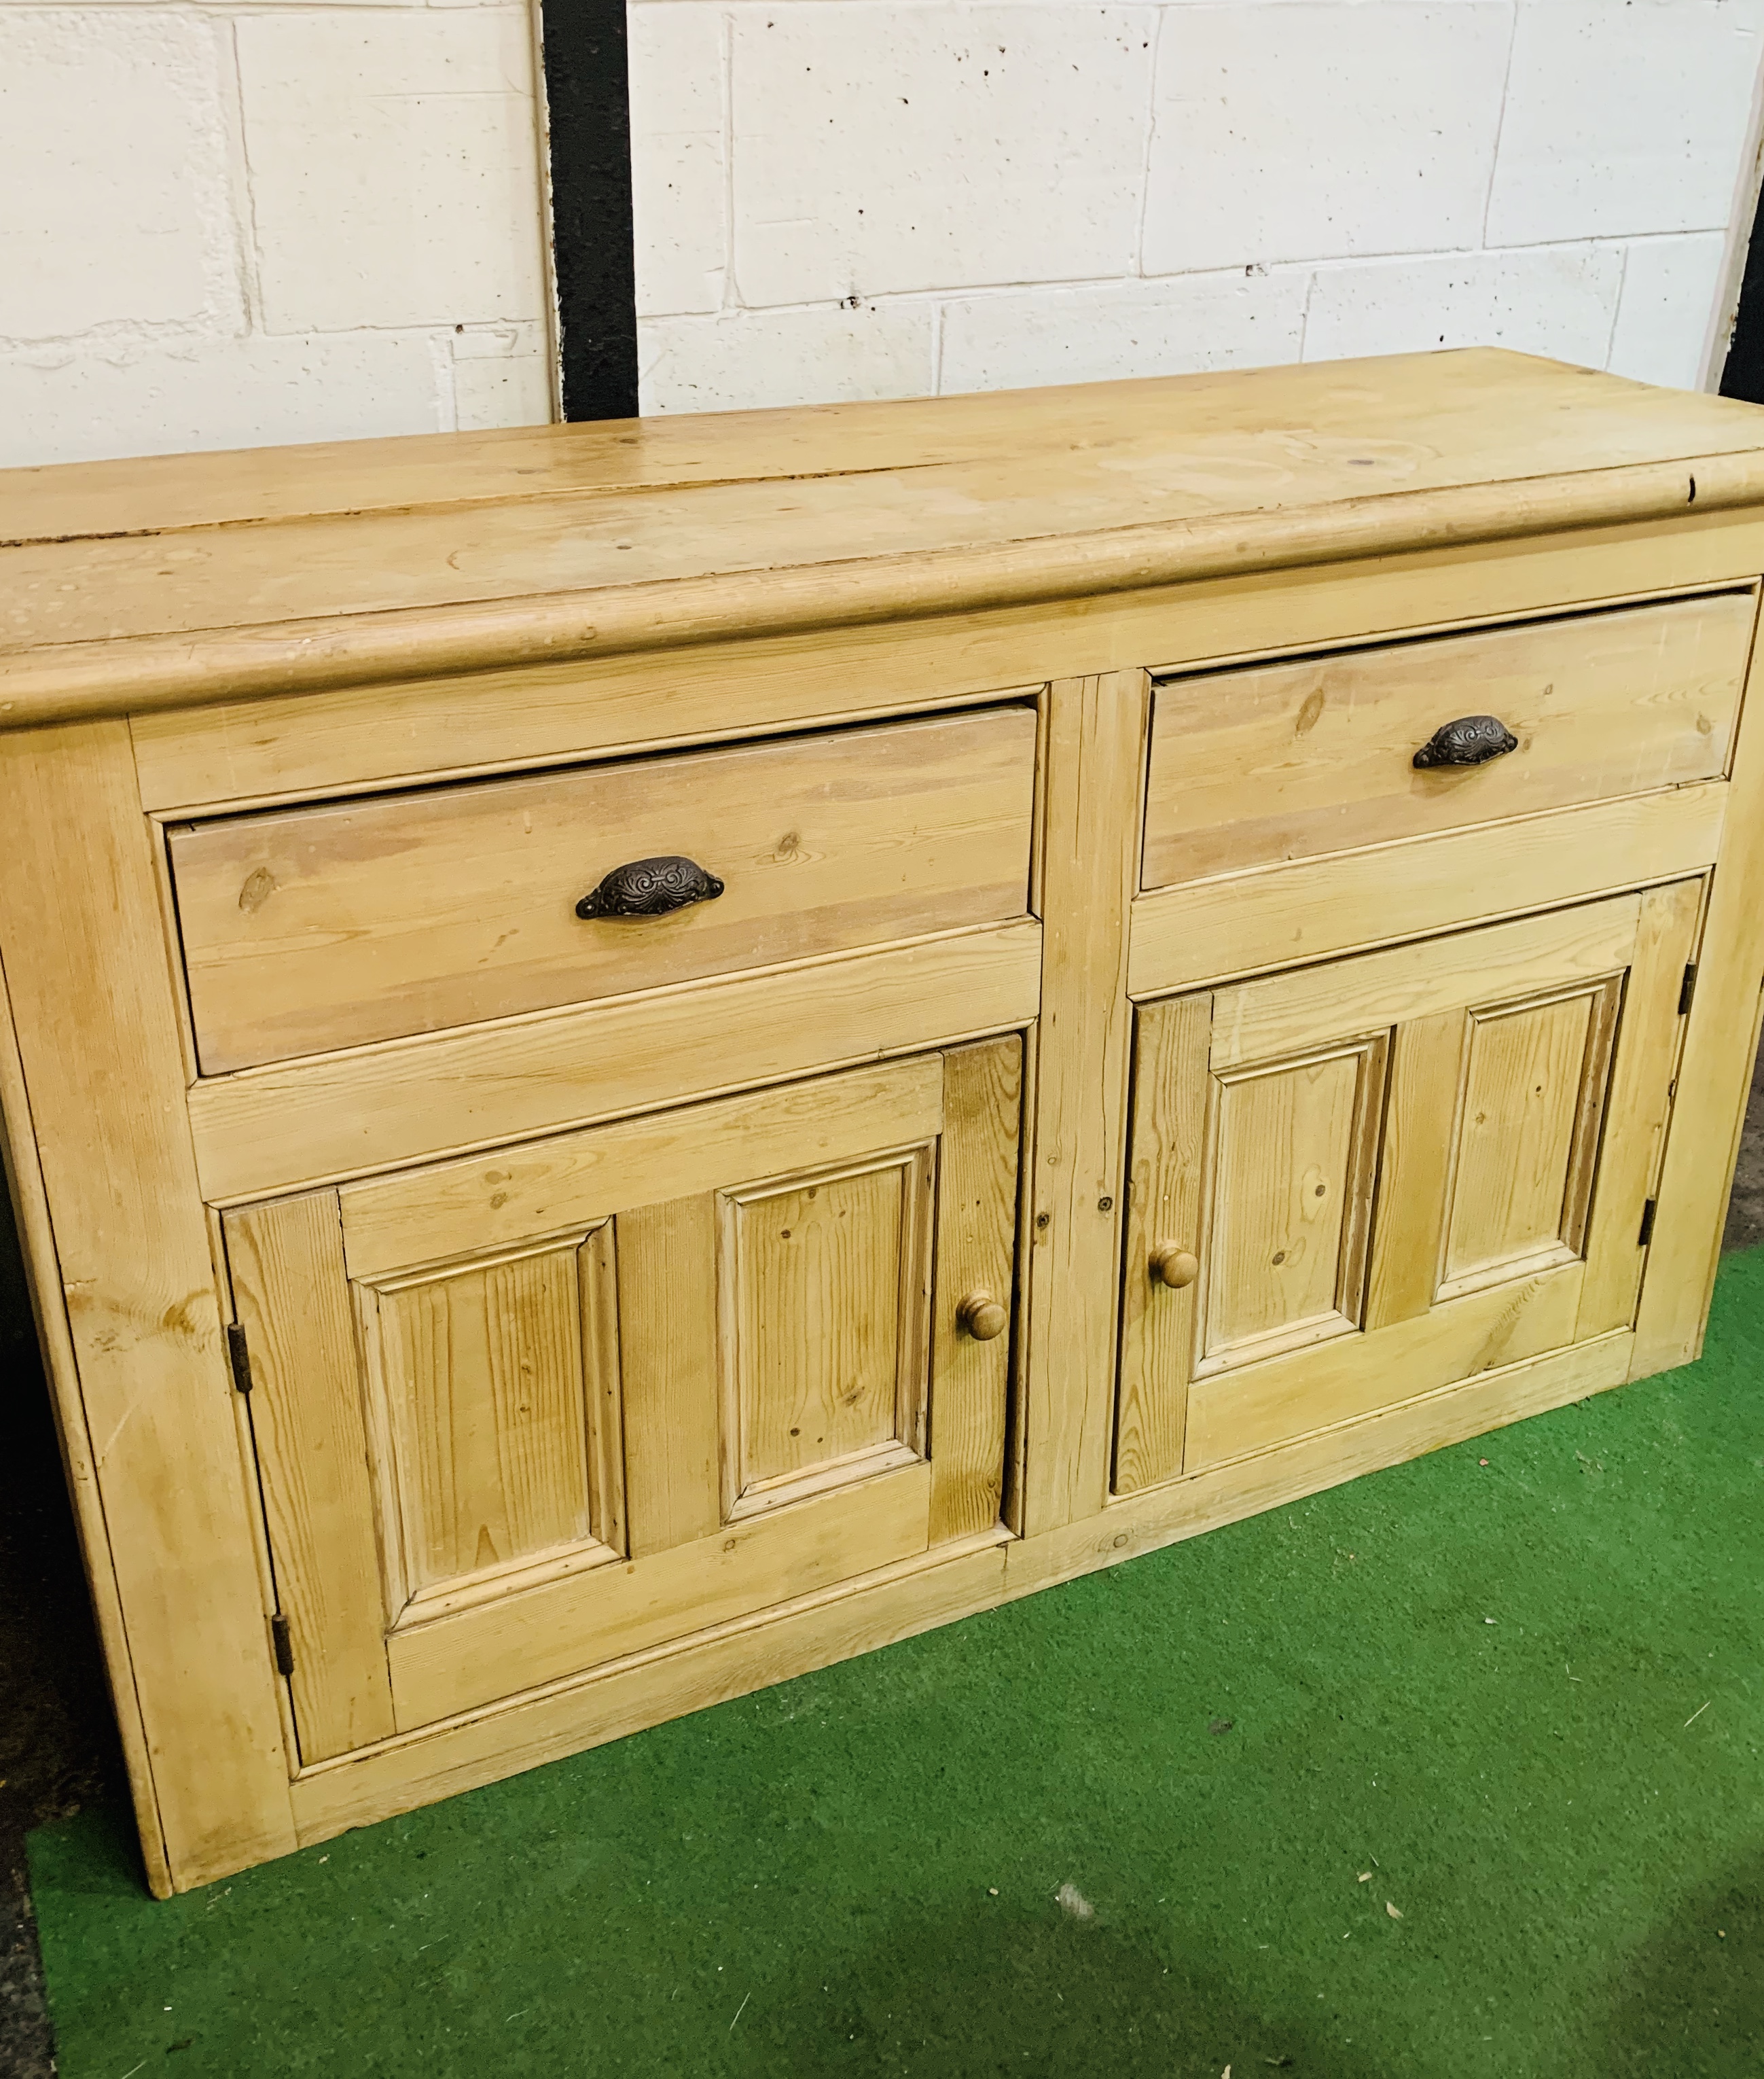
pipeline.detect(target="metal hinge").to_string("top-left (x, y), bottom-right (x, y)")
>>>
top-left (1638, 1198), bottom-right (1659, 1247)
top-left (1679, 964), bottom-right (1698, 1016)
top-left (270, 1613), bottom-right (295, 1678)
top-left (226, 1322), bottom-right (253, 1395)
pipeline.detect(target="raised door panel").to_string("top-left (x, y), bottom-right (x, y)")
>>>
top-left (1200, 1038), bottom-right (1384, 1370)
top-left (1435, 980), bottom-right (1619, 1298)
top-left (723, 1149), bottom-right (934, 1518)
top-left (357, 1228), bottom-right (625, 1616)
top-left (1115, 883), bottom-right (1699, 1493)
top-left (227, 1041), bottom-right (1021, 1756)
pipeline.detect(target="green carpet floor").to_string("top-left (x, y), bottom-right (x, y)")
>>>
top-left (29, 1249), bottom-right (1764, 2078)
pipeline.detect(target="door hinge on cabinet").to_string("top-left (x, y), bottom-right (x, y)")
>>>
top-left (226, 1322), bottom-right (253, 1394)
top-left (270, 1613), bottom-right (295, 1678)
top-left (1679, 964), bottom-right (1698, 1016)
top-left (1638, 1198), bottom-right (1659, 1247)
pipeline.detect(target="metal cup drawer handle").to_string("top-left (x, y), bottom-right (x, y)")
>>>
top-left (575, 855), bottom-right (726, 919)
top-left (1412, 715), bottom-right (1519, 770)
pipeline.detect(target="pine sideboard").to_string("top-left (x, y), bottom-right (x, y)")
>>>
top-left (5, 349), bottom-right (1764, 1894)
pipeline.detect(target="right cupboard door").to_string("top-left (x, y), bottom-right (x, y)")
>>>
top-left (1115, 883), bottom-right (1700, 1491)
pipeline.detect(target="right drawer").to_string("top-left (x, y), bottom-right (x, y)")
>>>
top-left (1142, 590), bottom-right (1756, 889)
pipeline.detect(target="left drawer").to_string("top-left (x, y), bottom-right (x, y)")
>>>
top-left (169, 703), bottom-right (1038, 1073)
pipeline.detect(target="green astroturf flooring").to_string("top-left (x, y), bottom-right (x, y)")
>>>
top-left (29, 1249), bottom-right (1764, 2078)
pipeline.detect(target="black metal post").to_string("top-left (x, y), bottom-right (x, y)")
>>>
top-left (539, 0), bottom-right (640, 421)
top-left (1721, 183), bottom-right (1764, 405)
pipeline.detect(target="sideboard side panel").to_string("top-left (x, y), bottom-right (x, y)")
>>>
top-left (0, 969), bottom-right (170, 1896)
top-left (0, 720), bottom-right (297, 1889)
top-left (1634, 582), bottom-right (1764, 1374)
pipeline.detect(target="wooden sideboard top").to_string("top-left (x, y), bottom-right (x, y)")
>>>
top-left (5, 349), bottom-right (1764, 728)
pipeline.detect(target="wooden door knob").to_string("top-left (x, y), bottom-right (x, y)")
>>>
top-left (1149, 1243), bottom-right (1199, 1290)
top-left (957, 1290), bottom-right (1009, 1341)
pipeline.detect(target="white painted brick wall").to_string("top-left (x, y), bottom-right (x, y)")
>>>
top-left (1144, 5), bottom-right (1513, 275)
top-left (634, 0), bottom-right (1764, 413)
top-left (732, 9), bottom-right (1153, 302)
top-left (0, 12), bottom-right (238, 342)
top-left (236, 12), bottom-right (550, 333)
top-left (6, 0), bottom-right (1764, 466)
top-left (0, 0), bottom-right (556, 467)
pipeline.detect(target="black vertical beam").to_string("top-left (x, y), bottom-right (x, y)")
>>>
top-left (1721, 180), bottom-right (1764, 405)
top-left (540, 0), bottom-right (639, 422)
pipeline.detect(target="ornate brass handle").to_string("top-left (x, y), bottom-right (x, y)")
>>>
top-left (1412, 715), bottom-right (1519, 769)
top-left (1149, 1243), bottom-right (1199, 1290)
top-left (957, 1290), bottom-right (1009, 1341)
top-left (575, 855), bottom-right (725, 920)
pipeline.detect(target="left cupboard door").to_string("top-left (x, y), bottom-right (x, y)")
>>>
top-left (223, 1038), bottom-right (1022, 1764)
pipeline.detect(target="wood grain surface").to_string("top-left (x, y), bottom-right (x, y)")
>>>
top-left (1142, 591), bottom-right (1752, 887)
top-left (9, 352), bottom-right (1764, 722)
top-left (170, 705), bottom-right (1035, 1072)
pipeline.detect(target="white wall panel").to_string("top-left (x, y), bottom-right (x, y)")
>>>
top-left (730, 6), bottom-right (1155, 304)
top-left (1608, 232), bottom-right (1733, 391)
top-left (0, 332), bottom-right (450, 469)
top-left (1142, 3), bottom-right (1512, 274)
top-left (1487, 1), bottom-right (1764, 247)
top-left (939, 269), bottom-right (1307, 393)
top-left (452, 321), bottom-right (556, 429)
top-left (235, 9), bottom-right (549, 334)
top-left (640, 300), bottom-right (936, 412)
top-left (630, 5), bottom-right (728, 317)
top-left (1304, 246), bottom-right (1624, 367)
top-left (0, 11), bottom-right (238, 342)
top-left (5, 0), bottom-right (1764, 463)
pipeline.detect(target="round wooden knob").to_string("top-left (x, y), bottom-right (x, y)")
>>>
top-left (1149, 1243), bottom-right (1199, 1290)
top-left (957, 1290), bottom-right (1009, 1341)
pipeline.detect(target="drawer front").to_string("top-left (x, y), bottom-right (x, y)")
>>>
top-left (1142, 590), bottom-right (1755, 889)
top-left (171, 704), bottom-right (1037, 1073)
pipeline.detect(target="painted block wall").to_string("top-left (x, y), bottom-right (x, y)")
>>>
top-left (3, 0), bottom-right (1762, 465)
top-left (630, 0), bottom-right (1764, 414)
top-left (0, 1), bottom-right (556, 466)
